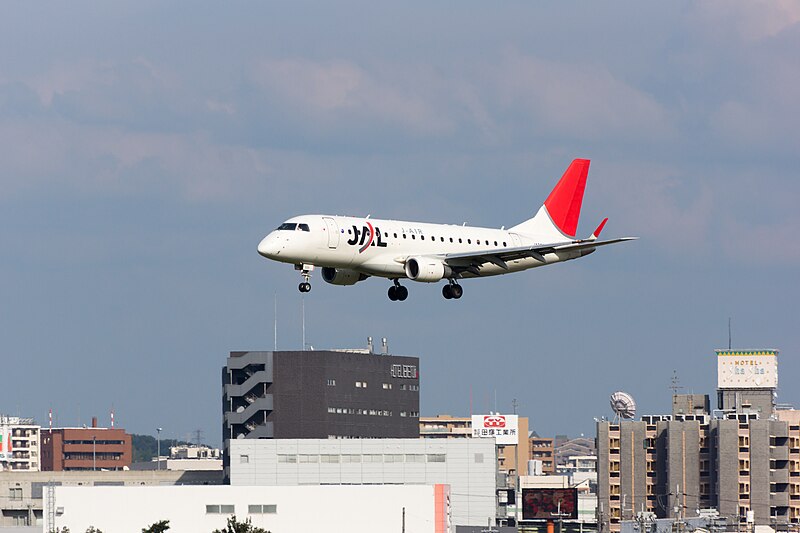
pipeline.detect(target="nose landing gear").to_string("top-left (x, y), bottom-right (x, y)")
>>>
top-left (442, 281), bottom-right (463, 300)
top-left (295, 264), bottom-right (314, 293)
top-left (388, 280), bottom-right (409, 301)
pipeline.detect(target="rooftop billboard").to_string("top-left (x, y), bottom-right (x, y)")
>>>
top-left (522, 488), bottom-right (578, 521)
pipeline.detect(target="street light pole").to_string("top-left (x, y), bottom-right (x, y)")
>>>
top-left (156, 428), bottom-right (162, 471)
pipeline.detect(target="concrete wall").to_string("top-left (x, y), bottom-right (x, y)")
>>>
top-left (47, 484), bottom-right (444, 533)
top-left (619, 421), bottom-right (647, 520)
top-left (229, 438), bottom-right (496, 527)
top-left (0, 470), bottom-right (222, 528)
top-left (713, 419), bottom-right (740, 520)
top-left (666, 421), bottom-right (701, 519)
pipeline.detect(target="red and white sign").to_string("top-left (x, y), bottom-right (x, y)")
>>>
top-left (471, 414), bottom-right (519, 445)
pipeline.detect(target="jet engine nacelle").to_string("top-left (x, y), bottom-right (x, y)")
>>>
top-left (321, 267), bottom-right (368, 286)
top-left (404, 257), bottom-right (452, 283)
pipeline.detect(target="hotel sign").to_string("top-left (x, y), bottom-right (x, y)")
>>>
top-left (471, 414), bottom-right (519, 445)
top-left (717, 350), bottom-right (778, 389)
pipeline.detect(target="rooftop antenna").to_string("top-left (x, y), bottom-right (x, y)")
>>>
top-left (669, 371), bottom-right (684, 395)
top-left (610, 391), bottom-right (637, 423)
top-left (728, 317), bottom-right (732, 350)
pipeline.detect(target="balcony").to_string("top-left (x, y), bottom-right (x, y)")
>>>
top-left (772, 469), bottom-right (790, 484)
top-left (773, 447), bottom-right (790, 461)
top-left (771, 492), bottom-right (790, 507)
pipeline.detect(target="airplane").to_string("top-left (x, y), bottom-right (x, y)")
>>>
top-left (257, 159), bottom-right (636, 301)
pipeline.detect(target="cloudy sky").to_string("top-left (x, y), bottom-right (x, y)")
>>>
top-left (1, 1), bottom-right (798, 444)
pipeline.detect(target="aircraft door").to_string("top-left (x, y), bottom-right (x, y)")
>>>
top-left (510, 233), bottom-right (523, 247)
top-left (323, 217), bottom-right (339, 248)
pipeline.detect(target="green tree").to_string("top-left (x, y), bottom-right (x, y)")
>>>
top-left (85, 528), bottom-right (103, 533)
top-left (142, 520), bottom-right (170, 533)
top-left (211, 515), bottom-right (270, 533)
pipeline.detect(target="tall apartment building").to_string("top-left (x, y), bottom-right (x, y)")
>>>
top-left (529, 433), bottom-right (555, 474)
top-left (40, 420), bottom-right (132, 471)
top-left (597, 349), bottom-right (798, 531)
top-left (0, 416), bottom-right (40, 472)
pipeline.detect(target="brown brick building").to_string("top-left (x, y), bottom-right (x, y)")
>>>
top-left (40, 424), bottom-right (132, 471)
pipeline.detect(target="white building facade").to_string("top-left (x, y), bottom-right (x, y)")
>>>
top-left (229, 438), bottom-right (497, 526)
top-left (47, 484), bottom-right (450, 533)
top-left (0, 416), bottom-right (40, 472)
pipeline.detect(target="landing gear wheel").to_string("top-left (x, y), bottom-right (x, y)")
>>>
top-left (388, 286), bottom-right (398, 301)
top-left (442, 285), bottom-right (453, 299)
top-left (396, 286), bottom-right (408, 301)
top-left (451, 284), bottom-right (463, 299)
top-left (299, 282), bottom-right (311, 293)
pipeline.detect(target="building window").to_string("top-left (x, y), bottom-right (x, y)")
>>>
top-left (363, 454), bottom-right (382, 463)
top-left (240, 455), bottom-right (249, 464)
top-left (410, 411), bottom-right (420, 417)
top-left (298, 455), bottom-right (319, 463)
top-left (248, 504), bottom-right (277, 514)
top-left (382, 383), bottom-right (392, 390)
top-left (355, 381), bottom-right (367, 388)
top-left (400, 411), bottom-right (407, 417)
top-left (207, 505), bottom-right (235, 514)
top-left (406, 454), bottom-right (425, 463)
top-left (320, 455), bottom-right (340, 463)
top-left (427, 454), bottom-right (446, 463)
top-left (384, 454), bottom-right (404, 463)
top-left (474, 453), bottom-right (484, 463)
top-left (9, 488), bottom-right (22, 500)
top-left (327, 379), bottom-right (336, 386)
top-left (341, 454), bottom-right (361, 463)
top-left (277, 454), bottom-right (297, 463)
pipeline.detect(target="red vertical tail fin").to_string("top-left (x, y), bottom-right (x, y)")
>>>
top-left (508, 159), bottom-right (590, 239)
top-left (543, 159), bottom-right (589, 238)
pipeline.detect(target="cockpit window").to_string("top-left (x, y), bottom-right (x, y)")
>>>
top-left (298, 223), bottom-right (310, 232)
top-left (277, 223), bottom-right (297, 231)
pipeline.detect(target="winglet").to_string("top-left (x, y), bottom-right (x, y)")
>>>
top-left (543, 159), bottom-right (590, 238)
top-left (591, 218), bottom-right (609, 240)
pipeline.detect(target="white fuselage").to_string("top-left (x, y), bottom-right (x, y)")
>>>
top-left (257, 214), bottom-right (579, 281)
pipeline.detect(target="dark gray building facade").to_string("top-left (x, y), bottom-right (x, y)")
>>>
top-left (222, 349), bottom-right (420, 469)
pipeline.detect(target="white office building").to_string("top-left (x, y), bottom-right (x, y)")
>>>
top-left (47, 484), bottom-right (450, 533)
top-left (229, 438), bottom-right (498, 526)
top-left (0, 416), bottom-right (40, 472)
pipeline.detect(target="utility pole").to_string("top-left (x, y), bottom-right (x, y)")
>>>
top-left (551, 499), bottom-right (570, 533)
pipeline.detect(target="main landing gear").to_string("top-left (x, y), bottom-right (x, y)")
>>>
top-left (388, 280), bottom-right (408, 302)
top-left (442, 281), bottom-right (463, 300)
top-left (296, 264), bottom-right (313, 293)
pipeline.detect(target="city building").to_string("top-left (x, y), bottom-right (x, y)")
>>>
top-left (40, 418), bottom-right (132, 471)
top-left (555, 436), bottom-right (596, 467)
top-left (0, 416), bottom-right (40, 472)
top-left (222, 349), bottom-right (420, 441)
top-left (0, 469), bottom-right (222, 528)
top-left (419, 414), bottom-right (530, 477)
top-left (596, 349), bottom-right (799, 532)
top-left (529, 433), bottom-right (555, 474)
top-left (46, 484), bottom-right (451, 533)
top-left (131, 445), bottom-right (222, 472)
top-left (228, 437), bottom-right (496, 527)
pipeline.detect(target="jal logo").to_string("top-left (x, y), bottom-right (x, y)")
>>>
top-left (483, 415), bottom-right (506, 428)
top-left (346, 221), bottom-right (387, 253)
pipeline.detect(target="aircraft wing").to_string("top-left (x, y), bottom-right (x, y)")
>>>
top-left (441, 237), bottom-right (637, 273)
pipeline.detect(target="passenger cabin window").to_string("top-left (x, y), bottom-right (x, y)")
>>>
top-left (467, 239), bottom-right (471, 244)
top-left (277, 223), bottom-right (297, 231)
top-left (298, 223), bottom-right (310, 232)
